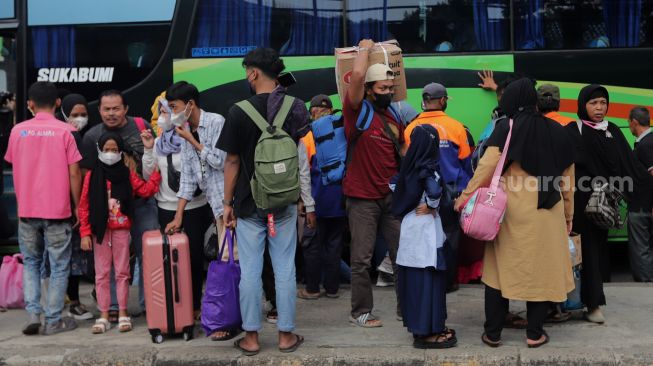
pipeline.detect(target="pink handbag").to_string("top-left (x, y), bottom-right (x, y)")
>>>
top-left (0, 253), bottom-right (25, 309)
top-left (459, 119), bottom-right (513, 241)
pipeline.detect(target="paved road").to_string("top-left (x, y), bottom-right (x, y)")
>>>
top-left (1, 282), bottom-right (652, 365)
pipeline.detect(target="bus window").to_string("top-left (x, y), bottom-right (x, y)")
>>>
top-left (514, 0), bottom-right (653, 50)
top-left (189, 0), bottom-right (343, 57)
top-left (346, 0), bottom-right (510, 53)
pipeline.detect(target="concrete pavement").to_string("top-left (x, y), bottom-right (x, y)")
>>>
top-left (1, 282), bottom-right (653, 365)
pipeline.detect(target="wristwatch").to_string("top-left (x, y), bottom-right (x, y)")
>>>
top-left (222, 198), bottom-right (234, 206)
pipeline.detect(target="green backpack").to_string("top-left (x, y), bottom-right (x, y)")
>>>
top-left (236, 95), bottom-right (300, 211)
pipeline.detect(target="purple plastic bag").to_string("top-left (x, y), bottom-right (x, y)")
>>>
top-left (201, 228), bottom-right (241, 334)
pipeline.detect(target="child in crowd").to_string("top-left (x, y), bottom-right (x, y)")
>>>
top-left (79, 132), bottom-right (161, 334)
top-left (391, 125), bottom-right (456, 349)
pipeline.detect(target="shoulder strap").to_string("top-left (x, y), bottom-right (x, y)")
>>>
top-left (272, 95), bottom-right (295, 129)
top-left (489, 119), bottom-right (513, 192)
top-left (134, 117), bottom-right (146, 132)
top-left (236, 100), bottom-right (270, 134)
top-left (377, 111), bottom-right (403, 163)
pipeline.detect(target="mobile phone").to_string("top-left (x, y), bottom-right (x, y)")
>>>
top-left (277, 72), bottom-right (297, 88)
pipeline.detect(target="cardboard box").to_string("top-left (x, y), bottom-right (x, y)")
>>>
top-left (335, 40), bottom-right (407, 102)
top-left (570, 232), bottom-right (582, 267)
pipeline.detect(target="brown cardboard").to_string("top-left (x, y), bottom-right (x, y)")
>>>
top-left (335, 40), bottom-right (407, 102)
top-left (570, 232), bottom-right (582, 266)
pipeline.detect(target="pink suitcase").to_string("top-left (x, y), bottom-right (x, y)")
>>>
top-left (142, 231), bottom-right (194, 343)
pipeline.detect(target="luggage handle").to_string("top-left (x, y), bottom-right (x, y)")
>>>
top-left (218, 228), bottom-right (236, 264)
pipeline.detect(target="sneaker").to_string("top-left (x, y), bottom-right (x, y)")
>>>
top-left (68, 302), bottom-right (94, 321)
top-left (377, 257), bottom-right (394, 275)
top-left (376, 272), bottom-right (394, 287)
top-left (22, 313), bottom-right (42, 335)
top-left (41, 317), bottom-right (78, 336)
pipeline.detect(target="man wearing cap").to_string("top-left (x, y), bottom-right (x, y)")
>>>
top-left (343, 39), bottom-right (404, 328)
top-left (404, 82), bottom-right (472, 292)
top-left (537, 84), bottom-right (575, 126)
top-left (309, 94), bottom-right (334, 121)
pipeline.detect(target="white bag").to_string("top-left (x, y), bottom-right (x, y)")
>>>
top-left (396, 211), bottom-right (445, 269)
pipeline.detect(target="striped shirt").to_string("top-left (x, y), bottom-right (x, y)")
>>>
top-left (177, 109), bottom-right (226, 217)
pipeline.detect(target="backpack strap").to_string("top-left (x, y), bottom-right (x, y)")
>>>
top-left (235, 100), bottom-right (269, 133)
top-left (272, 96), bottom-right (295, 129)
top-left (134, 117), bottom-right (147, 132)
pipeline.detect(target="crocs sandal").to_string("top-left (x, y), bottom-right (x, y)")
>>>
top-left (234, 338), bottom-right (259, 357)
top-left (279, 334), bottom-right (304, 353)
top-left (349, 312), bottom-right (383, 328)
top-left (92, 318), bottom-right (111, 334)
top-left (118, 317), bottom-right (132, 333)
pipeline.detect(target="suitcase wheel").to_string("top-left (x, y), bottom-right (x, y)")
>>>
top-left (183, 331), bottom-right (192, 342)
top-left (152, 334), bottom-right (164, 344)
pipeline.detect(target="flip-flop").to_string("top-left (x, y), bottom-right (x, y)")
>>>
top-left (279, 334), bottom-right (304, 353)
top-left (481, 333), bottom-right (502, 348)
top-left (527, 333), bottom-right (550, 348)
top-left (210, 329), bottom-right (242, 341)
top-left (545, 310), bottom-right (572, 323)
top-left (234, 338), bottom-right (259, 357)
top-left (297, 289), bottom-right (320, 300)
top-left (504, 313), bottom-right (528, 329)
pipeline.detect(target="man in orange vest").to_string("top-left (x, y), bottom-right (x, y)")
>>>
top-left (404, 82), bottom-right (472, 292)
top-left (537, 84), bottom-right (575, 126)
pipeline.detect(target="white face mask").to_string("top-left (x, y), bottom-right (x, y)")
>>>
top-left (170, 104), bottom-right (191, 127)
top-left (158, 113), bottom-right (173, 131)
top-left (97, 149), bottom-right (123, 166)
top-left (69, 116), bottom-right (88, 131)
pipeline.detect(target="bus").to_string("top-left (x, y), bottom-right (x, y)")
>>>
top-left (1, 0), bottom-right (653, 251)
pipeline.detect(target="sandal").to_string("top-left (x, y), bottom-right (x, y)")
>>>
top-left (108, 310), bottom-right (119, 324)
top-left (210, 328), bottom-right (242, 341)
top-left (481, 333), bottom-right (502, 348)
top-left (527, 333), bottom-right (550, 348)
top-left (279, 334), bottom-right (305, 353)
top-left (349, 312), bottom-right (383, 328)
top-left (504, 312), bottom-right (528, 329)
top-left (92, 318), bottom-right (111, 334)
top-left (545, 309), bottom-right (572, 323)
top-left (266, 309), bottom-right (278, 324)
top-left (118, 317), bottom-right (133, 333)
top-left (413, 333), bottom-right (457, 349)
top-left (297, 289), bottom-right (321, 300)
top-left (234, 337), bottom-right (260, 357)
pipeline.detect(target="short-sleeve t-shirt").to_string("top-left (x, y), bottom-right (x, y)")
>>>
top-left (632, 130), bottom-right (653, 212)
top-left (342, 92), bottom-right (404, 199)
top-left (5, 113), bottom-right (82, 219)
top-left (217, 93), bottom-right (307, 218)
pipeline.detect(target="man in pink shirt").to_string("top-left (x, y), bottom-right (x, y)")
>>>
top-left (5, 82), bottom-right (82, 336)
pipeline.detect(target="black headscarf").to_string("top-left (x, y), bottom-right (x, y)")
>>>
top-left (61, 94), bottom-right (87, 121)
top-left (567, 84), bottom-right (653, 204)
top-left (487, 78), bottom-right (575, 209)
top-left (391, 124), bottom-right (440, 217)
top-left (89, 132), bottom-right (133, 242)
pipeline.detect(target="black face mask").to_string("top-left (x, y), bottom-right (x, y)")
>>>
top-left (373, 93), bottom-right (393, 110)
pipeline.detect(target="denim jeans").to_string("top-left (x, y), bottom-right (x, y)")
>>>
top-left (110, 197), bottom-right (159, 311)
top-left (236, 205), bottom-right (297, 332)
top-left (18, 218), bottom-right (72, 325)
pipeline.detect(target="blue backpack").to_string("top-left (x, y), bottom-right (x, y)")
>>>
top-left (312, 113), bottom-right (347, 186)
top-left (311, 101), bottom-right (401, 186)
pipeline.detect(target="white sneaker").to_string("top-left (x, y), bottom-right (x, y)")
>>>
top-left (376, 272), bottom-right (394, 287)
top-left (377, 257), bottom-right (394, 275)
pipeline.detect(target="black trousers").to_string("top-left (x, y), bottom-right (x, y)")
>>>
top-left (574, 214), bottom-right (609, 309)
top-left (484, 286), bottom-right (549, 341)
top-left (158, 204), bottom-right (213, 311)
top-left (302, 217), bottom-right (346, 295)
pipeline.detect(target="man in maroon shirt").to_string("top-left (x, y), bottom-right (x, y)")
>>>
top-left (343, 39), bottom-right (404, 328)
